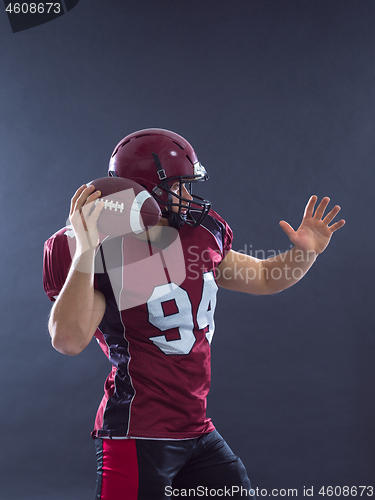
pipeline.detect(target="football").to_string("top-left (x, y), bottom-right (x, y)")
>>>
top-left (87, 177), bottom-right (162, 237)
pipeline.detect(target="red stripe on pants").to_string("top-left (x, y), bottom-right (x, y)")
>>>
top-left (101, 439), bottom-right (139, 500)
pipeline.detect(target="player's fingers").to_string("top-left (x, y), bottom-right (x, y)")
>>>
top-left (70, 184), bottom-right (87, 216)
top-left (84, 188), bottom-right (102, 207)
top-left (303, 195), bottom-right (318, 219)
top-left (74, 185), bottom-right (97, 212)
top-left (70, 191), bottom-right (96, 228)
top-left (79, 191), bottom-right (103, 229)
top-left (328, 219), bottom-right (346, 233)
top-left (322, 205), bottom-right (341, 225)
top-left (79, 190), bottom-right (102, 225)
top-left (89, 199), bottom-right (104, 225)
top-left (313, 197), bottom-right (330, 220)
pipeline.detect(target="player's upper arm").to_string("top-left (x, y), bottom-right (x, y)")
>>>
top-left (216, 249), bottom-right (269, 295)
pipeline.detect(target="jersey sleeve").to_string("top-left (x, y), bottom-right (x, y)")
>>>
top-left (43, 228), bottom-right (74, 301)
top-left (208, 209), bottom-right (233, 259)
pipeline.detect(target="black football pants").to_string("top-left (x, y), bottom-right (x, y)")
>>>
top-left (94, 430), bottom-right (255, 499)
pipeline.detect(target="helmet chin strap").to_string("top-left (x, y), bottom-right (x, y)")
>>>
top-left (161, 208), bottom-right (185, 229)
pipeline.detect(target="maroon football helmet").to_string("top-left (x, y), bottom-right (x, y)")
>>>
top-left (108, 128), bottom-right (211, 228)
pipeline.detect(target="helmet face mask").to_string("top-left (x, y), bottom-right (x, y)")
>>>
top-left (153, 176), bottom-right (211, 228)
top-left (108, 129), bottom-right (212, 228)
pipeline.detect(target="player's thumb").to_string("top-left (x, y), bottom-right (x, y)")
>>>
top-left (279, 220), bottom-right (295, 238)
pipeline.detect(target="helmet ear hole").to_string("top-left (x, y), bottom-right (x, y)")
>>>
top-left (152, 187), bottom-right (164, 197)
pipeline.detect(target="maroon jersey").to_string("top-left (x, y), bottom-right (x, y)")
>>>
top-left (43, 210), bottom-right (233, 439)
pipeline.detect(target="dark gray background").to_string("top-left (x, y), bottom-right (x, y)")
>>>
top-left (0, 1), bottom-right (374, 499)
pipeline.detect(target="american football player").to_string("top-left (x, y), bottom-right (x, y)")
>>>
top-left (43, 128), bottom-right (345, 499)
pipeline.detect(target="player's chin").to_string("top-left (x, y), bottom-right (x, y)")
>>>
top-left (169, 206), bottom-right (188, 216)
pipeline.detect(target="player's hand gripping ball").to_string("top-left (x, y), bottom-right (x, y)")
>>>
top-left (87, 177), bottom-right (162, 237)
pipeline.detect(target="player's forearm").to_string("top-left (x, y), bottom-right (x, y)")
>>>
top-left (49, 248), bottom-right (97, 356)
top-left (261, 246), bottom-right (317, 294)
top-left (216, 248), bottom-right (317, 295)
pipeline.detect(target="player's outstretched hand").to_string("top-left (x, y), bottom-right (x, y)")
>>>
top-left (279, 196), bottom-right (345, 255)
top-left (69, 184), bottom-right (103, 253)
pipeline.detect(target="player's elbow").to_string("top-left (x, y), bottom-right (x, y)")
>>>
top-left (49, 321), bottom-right (88, 356)
top-left (51, 337), bottom-right (85, 356)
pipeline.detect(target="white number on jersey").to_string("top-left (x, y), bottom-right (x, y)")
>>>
top-left (196, 272), bottom-right (218, 345)
top-left (147, 272), bottom-right (218, 355)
